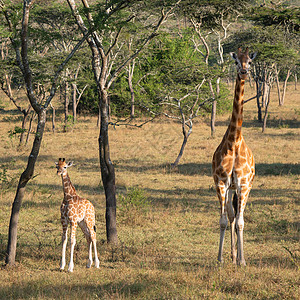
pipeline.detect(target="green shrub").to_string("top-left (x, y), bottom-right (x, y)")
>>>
top-left (118, 187), bottom-right (151, 225)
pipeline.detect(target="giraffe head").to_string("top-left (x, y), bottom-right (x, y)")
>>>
top-left (55, 158), bottom-right (73, 176)
top-left (230, 47), bottom-right (257, 80)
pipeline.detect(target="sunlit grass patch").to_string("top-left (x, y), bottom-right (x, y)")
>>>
top-left (0, 84), bottom-right (299, 298)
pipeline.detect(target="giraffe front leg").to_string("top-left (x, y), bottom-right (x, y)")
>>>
top-left (236, 211), bottom-right (245, 266)
top-left (60, 223), bottom-right (68, 271)
top-left (216, 186), bottom-right (228, 264)
top-left (236, 187), bottom-right (249, 266)
top-left (68, 222), bottom-right (77, 272)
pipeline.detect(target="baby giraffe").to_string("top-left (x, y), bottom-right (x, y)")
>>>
top-left (55, 158), bottom-right (99, 272)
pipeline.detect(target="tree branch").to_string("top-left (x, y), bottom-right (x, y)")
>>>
top-left (43, 30), bottom-right (91, 109)
top-left (106, 0), bottom-right (182, 90)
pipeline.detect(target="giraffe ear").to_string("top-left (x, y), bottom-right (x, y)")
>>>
top-left (250, 52), bottom-right (257, 60)
top-left (230, 52), bottom-right (237, 60)
top-left (67, 161), bottom-right (73, 168)
top-left (55, 162), bottom-right (58, 167)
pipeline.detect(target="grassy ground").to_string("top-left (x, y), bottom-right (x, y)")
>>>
top-left (0, 84), bottom-right (299, 299)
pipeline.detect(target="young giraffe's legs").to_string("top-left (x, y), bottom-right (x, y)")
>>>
top-left (91, 229), bottom-right (100, 268)
top-left (79, 220), bottom-right (93, 268)
top-left (216, 185), bottom-right (228, 263)
top-left (236, 185), bottom-right (250, 266)
top-left (226, 189), bottom-right (237, 264)
top-left (68, 222), bottom-right (77, 272)
top-left (60, 221), bottom-right (68, 270)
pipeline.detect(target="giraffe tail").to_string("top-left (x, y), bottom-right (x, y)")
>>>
top-left (94, 225), bottom-right (96, 232)
top-left (233, 192), bottom-right (238, 217)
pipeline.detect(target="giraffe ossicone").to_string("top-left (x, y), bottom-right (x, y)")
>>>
top-left (55, 158), bottom-right (100, 272)
top-left (212, 48), bottom-right (256, 266)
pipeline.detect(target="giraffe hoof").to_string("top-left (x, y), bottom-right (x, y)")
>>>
top-left (68, 265), bottom-right (74, 272)
top-left (95, 260), bottom-right (100, 268)
top-left (86, 260), bottom-right (92, 268)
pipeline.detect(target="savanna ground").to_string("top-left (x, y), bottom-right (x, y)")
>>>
top-left (0, 83), bottom-right (299, 299)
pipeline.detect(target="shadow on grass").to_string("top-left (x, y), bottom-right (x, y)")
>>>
top-left (0, 276), bottom-right (159, 299)
top-left (115, 160), bottom-right (300, 177)
top-left (213, 117), bottom-right (299, 129)
top-left (250, 254), bottom-right (299, 270)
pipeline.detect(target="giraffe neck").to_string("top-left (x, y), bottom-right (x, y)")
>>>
top-left (61, 173), bottom-right (76, 199)
top-left (227, 76), bottom-right (245, 144)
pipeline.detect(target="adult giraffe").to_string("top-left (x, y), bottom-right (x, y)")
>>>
top-left (212, 47), bottom-right (257, 266)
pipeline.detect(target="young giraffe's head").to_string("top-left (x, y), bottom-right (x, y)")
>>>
top-left (55, 158), bottom-right (73, 176)
top-left (230, 47), bottom-right (257, 80)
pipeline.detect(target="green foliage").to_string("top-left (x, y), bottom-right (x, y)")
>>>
top-left (118, 187), bottom-right (151, 226)
top-left (180, 0), bottom-right (248, 29)
top-left (249, 6), bottom-right (300, 32)
top-left (118, 187), bottom-right (150, 213)
top-left (109, 32), bottom-right (232, 117)
top-left (77, 67), bottom-right (99, 114)
top-left (0, 163), bottom-right (17, 192)
top-left (8, 126), bottom-right (26, 139)
top-left (224, 25), bottom-right (299, 70)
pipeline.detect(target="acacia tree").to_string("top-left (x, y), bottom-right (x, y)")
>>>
top-left (129, 33), bottom-right (230, 167)
top-left (66, 0), bottom-right (181, 244)
top-left (248, 3), bottom-right (300, 107)
top-left (182, 0), bottom-right (247, 136)
top-left (1, 0), bottom-right (87, 266)
top-left (0, 38), bottom-right (33, 146)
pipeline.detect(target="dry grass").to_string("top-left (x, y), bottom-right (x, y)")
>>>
top-left (0, 83), bottom-right (299, 299)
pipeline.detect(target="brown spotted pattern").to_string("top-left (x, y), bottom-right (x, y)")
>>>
top-left (212, 48), bottom-right (255, 266)
top-left (56, 158), bottom-right (99, 272)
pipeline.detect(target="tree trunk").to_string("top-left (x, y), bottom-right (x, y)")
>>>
top-left (211, 100), bottom-right (217, 136)
top-left (50, 103), bottom-right (56, 133)
top-left (72, 83), bottom-right (77, 122)
top-left (280, 69), bottom-right (290, 106)
top-left (128, 72), bottom-right (135, 118)
top-left (19, 109), bottom-right (31, 146)
top-left (98, 89), bottom-right (118, 245)
top-left (255, 80), bottom-right (262, 122)
top-left (6, 110), bottom-right (47, 265)
top-left (172, 134), bottom-right (188, 168)
top-left (209, 80), bottom-right (217, 137)
top-left (262, 81), bottom-right (267, 108)
top-left (275, 71), bottom-right (282, 106)
top-left (64, 81), bottom-right (69, 132)
top-left (294, 73), bottom-right (297, 90)
top-left (128, 60), bottom-right (135, 118)
top-left (262, 85), bottom-right (271, 133)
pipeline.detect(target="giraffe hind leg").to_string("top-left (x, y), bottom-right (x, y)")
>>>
top-left (233, 192), bottom-right (238, 217)
top-left (227, 190), bottom-right (237, 264)
top-left (89, 223), bottom-right (100, 268)
top-left (217, 185), bottom-right (228, 264)
top-left (236, 186), bottom-right (250, 266)
top-left (91, 230), bottom-right (100, 268)
top-left (79, 220), bottom-right (93, 268)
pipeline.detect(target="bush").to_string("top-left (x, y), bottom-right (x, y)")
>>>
top-left (118, 187), bottom-right (151, 226)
